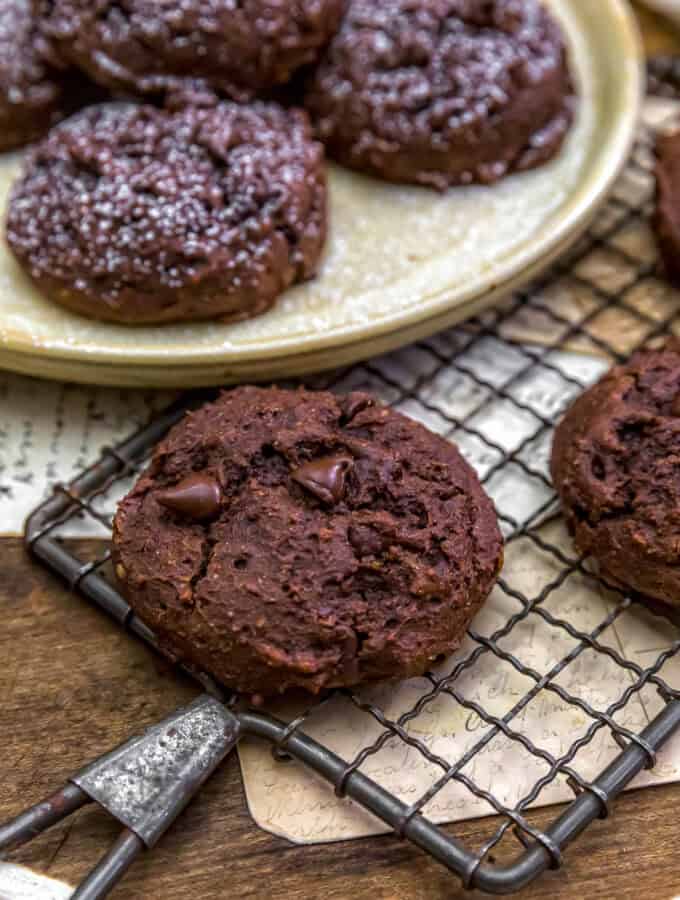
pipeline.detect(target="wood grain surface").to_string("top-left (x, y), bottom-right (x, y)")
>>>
top-left (4, 7), bottom-right (680, 899)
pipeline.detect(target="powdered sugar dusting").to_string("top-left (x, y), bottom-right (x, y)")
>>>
top-left (305, 0), bottom-right (573, 189)
top-left (6, 101), bottom-right (326, 323)
top-left (37, 0), bottom-right (346, 99)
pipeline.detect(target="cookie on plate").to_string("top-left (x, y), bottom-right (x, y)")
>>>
top-left (551, 340), bottom-right (680, 606)
top-left (304, 0), bottom-right (575, 190)
top-left (654, 130), bottom-right (680, 285)
top-left (112, 387), bottom-right (504, 698)
top-left (0, 0), bottom-right (72, 150)
top-left (35, 0), bottom-right (346, 101)
top-left (6, 101), bottom-right (327, 324)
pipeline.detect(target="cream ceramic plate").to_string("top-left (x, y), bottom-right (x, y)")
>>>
top-left (0, 0), bottom-right (642, 387)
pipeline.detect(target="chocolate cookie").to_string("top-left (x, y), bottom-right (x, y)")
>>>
top-left (654, 131), bottom-right (680, 285)
top-left (304, 0), bottom-right (575, 190)
top-left (0, 0), bottom-right (71, 150)
top-left (112, 387), bottom-right (504, 698)
top-left (6, 101), bottom-right (326, 324)
top-left (551, 340), bottom-right (680, 606)
top-left (35, 0), bottom-right (346, 101)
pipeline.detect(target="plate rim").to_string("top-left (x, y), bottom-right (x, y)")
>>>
top-left (0, 221), bottom-right (604, 387)
top-left (0, 0), bottom-right (644, 371)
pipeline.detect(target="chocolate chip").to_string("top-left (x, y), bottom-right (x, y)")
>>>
top-left (157, 473), bottom-right (222, 521)
top-left (341, 392), bottom-right (374, 424)
top-left (291, 455), bottom-right (354, 504)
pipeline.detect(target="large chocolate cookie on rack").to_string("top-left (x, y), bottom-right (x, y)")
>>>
top-left (6, 101), bottom-right (326, 324)
top-left (551, 340), bottom-right (680, 606)
top-left (0, 0), bottom-right (72, 150)
top-left (303, 0), bottom-right (574, 190)
top-left (35, 0), bottom-right (346, 101)
top-left (112, 387), bottom-right (504, 698)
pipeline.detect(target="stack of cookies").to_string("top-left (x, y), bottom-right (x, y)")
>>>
top-left (3, 0), bottom-right (575, 325)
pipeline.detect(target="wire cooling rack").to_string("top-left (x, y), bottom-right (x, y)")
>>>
top-left (21, 81), bottom-right (680, 894)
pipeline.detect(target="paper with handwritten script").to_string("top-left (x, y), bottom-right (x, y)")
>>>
top-left (0, 376), bottom-right (175, 535)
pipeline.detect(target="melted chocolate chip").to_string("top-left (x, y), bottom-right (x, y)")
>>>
top-left (157, 473), bottom-right (222, 521)
top-left (341, 392), bottom-right (374, 424)
top-left (291, 455), bottom-right (354, 504)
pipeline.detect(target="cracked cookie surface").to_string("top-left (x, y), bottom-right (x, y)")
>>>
top-left (551, 340), bottom-right (680, 606)
top-left (112, 386), bottom-right (503, 697)
top-left (303, 0), bottom-right (574, 190)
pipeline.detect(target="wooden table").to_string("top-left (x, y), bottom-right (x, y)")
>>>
top-left (3, 7), bottom-right (680, 899)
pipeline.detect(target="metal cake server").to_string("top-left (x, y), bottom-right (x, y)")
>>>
top-left (0, 695), bottom-right (240, 900)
